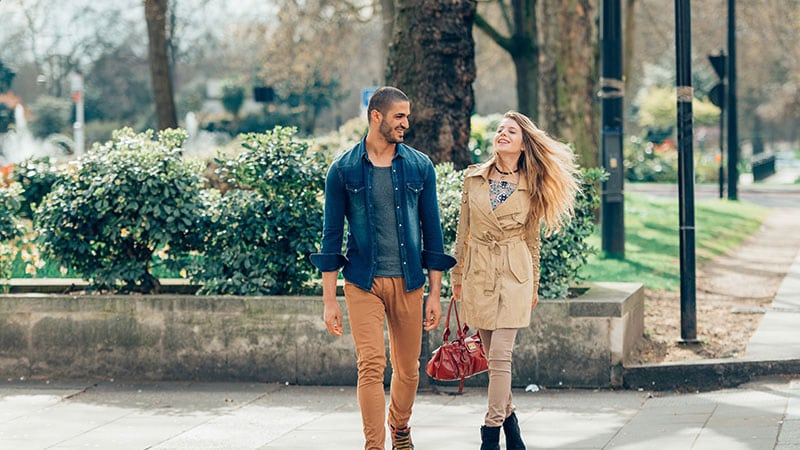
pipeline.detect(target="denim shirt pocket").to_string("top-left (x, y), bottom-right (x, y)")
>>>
top-left (405, 182), bottom-right (424, 210)
top-left (345, 183), bottom-right (367, 209)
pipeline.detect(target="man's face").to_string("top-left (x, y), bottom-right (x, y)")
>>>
top-left (377, 101), bottom-right (410, 144)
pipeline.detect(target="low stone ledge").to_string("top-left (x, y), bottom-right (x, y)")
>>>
top-left (623, 357), bottom-right (800, 392)
top-left (0, 282), bottom-right (643, 388)
top-left (4, 278), bottom-right (200, 295)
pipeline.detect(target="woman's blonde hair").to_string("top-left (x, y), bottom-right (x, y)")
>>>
top-left (496, 111), bottom-right (580, 234)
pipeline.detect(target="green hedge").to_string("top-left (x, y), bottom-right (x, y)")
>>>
top-left (189, 127), bottom-right (327, 295)
top-left (10, 156), bottom-right (59, 219)
top-left (35, 128), bottom-right (206, 293)
top-left (27, 125), bottom-right (599, 297)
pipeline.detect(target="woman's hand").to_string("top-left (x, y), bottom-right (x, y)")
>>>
top-left (452, 284), bottom-right (462, 301)
top-left (531, 292), bottom-right (539, 310)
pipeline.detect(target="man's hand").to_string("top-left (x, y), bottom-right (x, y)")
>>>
top-left (423, 292), bottom-right (442, 331)
top-left (324, 300), bottom-right (343, 336)
top-left (321, 271), bottom-right (342, 336)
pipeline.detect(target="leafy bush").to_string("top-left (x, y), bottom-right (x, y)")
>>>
top-left (469, 114), bottom-right (503, 163)
top-left (190, 126), bottom-right (326, 295)
top-left (0, 242), bottom-right (13, 288)
top-left (624, 134), bottom-right (722, 184)
top-left (10, 156), bottom-right (59, 219)
top-left (0, 183), bottom-right (24, 242)
top-left (624, 136), bottom-right (679, 183)
top-left (636, 86), bottom-right (721, 141)
top-left (0, 183), bottom-right (24, 288)
top-left (538, 167), bottom-right (605, 299)
top-left (35, 128), bottom-right (206, 293)
top-left (436, 163), bottom-right (604, 299)
top-left (435, 162), bottom-right (465, 255)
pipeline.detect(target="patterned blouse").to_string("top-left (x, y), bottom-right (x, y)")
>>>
top-left (488, 179), bottom-right (517, 210)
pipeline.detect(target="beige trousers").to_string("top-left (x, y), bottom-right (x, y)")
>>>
top-left (478, 328), bottom-right (518, 427)
top-left (344, 278), bottom-right (424, 450)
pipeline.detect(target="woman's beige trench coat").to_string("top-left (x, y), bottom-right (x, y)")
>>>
top-left (451, 161), bottom-right (541, 330)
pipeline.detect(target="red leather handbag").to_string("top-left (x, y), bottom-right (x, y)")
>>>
top-left (425, 298), bottom-right (489, 393)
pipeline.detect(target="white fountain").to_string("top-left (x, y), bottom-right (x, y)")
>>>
top-left (185, 111), bottom-right (199, 139)
top-left (0, 104), bottom-right (65, 165)
top-left (181, 111), bottom-right (228, 158)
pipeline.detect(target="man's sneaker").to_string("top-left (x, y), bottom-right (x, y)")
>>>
top-left (390, 425), bottom-right (414, 450)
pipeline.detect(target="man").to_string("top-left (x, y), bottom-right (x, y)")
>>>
top-left (311, 86), bottom-right (455, 450)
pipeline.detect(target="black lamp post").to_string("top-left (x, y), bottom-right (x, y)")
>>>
top-left (600, 0), bottom-right (625, 259)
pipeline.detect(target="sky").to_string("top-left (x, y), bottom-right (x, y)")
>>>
top-left (0, 0), bottom-right (278, 64)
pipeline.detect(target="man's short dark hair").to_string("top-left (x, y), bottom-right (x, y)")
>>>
top-left (367, 86), bottom-right (409, 120)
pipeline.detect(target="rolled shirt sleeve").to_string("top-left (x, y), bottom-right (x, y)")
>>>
top-left (310, 161), bottom-right (348, 273)
top-left (422, 249), bottom-right (456, 271)
top-left (418, 160), bottom-right (456, 272)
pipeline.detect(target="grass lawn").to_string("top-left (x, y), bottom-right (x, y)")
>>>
top-left (579, 191), bottom-right (769, 291)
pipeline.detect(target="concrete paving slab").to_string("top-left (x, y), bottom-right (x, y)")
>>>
top-left (747, 250), bottom-right (800, 360)
top-left (0, 376), bottom-right (798, 449)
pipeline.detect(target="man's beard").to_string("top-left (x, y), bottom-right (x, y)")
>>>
top-left (380, 119), bottom-right (405, 144)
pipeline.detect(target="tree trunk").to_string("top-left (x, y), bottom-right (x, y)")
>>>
top-left (386, 0), bottom-right (476, 170)
top-left (512, 36), bottom-right (539, 119)
top-left (474, 0), bottom-right (539, 119)
top-left (539, 0), bottom-right (600, 168)
top-left (380, 0), bottom-right (394, 68)
top-left (510, 0), bottom-right (539, 118)
top-left (145, 0), bottom-right (178, 130)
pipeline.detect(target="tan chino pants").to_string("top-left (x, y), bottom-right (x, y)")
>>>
top-left (345, 278), bottom-right (424, 450)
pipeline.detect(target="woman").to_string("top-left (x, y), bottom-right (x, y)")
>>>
top-left (451, 111), bottom-right (579, 450)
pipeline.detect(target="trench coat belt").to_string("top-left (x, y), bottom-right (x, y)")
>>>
top-left (471, 232), bottom-right (524, 293)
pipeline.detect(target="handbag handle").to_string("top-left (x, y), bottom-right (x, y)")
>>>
top-left (441, 298), bottom-right (470, 344)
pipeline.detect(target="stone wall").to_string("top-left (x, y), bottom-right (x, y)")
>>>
top-left (0, 282), bottom-right (643, 388)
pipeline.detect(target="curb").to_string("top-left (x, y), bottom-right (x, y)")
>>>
top-left (623, 357), bottom-right (800, 391)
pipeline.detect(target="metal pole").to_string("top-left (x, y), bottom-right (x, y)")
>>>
top-left (70, 72), bottom-right (85, 156)
top-left (600, 0), bottom-right (625, 259)
top-left (718, 92), bottom-right (725, 199)
top-left (675, 0), bottom-right (697, 343)
top-left (727, 0), bottom-right (738, 200)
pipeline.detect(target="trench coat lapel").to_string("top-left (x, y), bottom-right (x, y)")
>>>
top-left (466, 162), bottom-right (503, 230)
top-left (466, 161), bottom-right (531, 230)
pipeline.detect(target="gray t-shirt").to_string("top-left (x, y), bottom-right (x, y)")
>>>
top-left (372, 166), bottom-right (403, 277)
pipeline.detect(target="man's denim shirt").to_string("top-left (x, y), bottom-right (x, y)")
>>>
top-left (310, 138), bottom-right (456, 292)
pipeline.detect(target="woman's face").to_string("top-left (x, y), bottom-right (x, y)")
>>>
top-left (493, 117), bottom-right (524, 157)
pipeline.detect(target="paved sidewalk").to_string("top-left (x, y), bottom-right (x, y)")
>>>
top-left (747, 250), bottom-right (800, 360)
top-left (1, 376), bottom-right (799, 450)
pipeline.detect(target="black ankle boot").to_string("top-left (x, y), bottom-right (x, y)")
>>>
top-left (480, 425), bottom-right (501, 450)
top-left (502, 412), bottom-right (526, 449)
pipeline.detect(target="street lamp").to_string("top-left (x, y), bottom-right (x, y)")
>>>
top-left (708, 50), bottom-right (726, 199)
